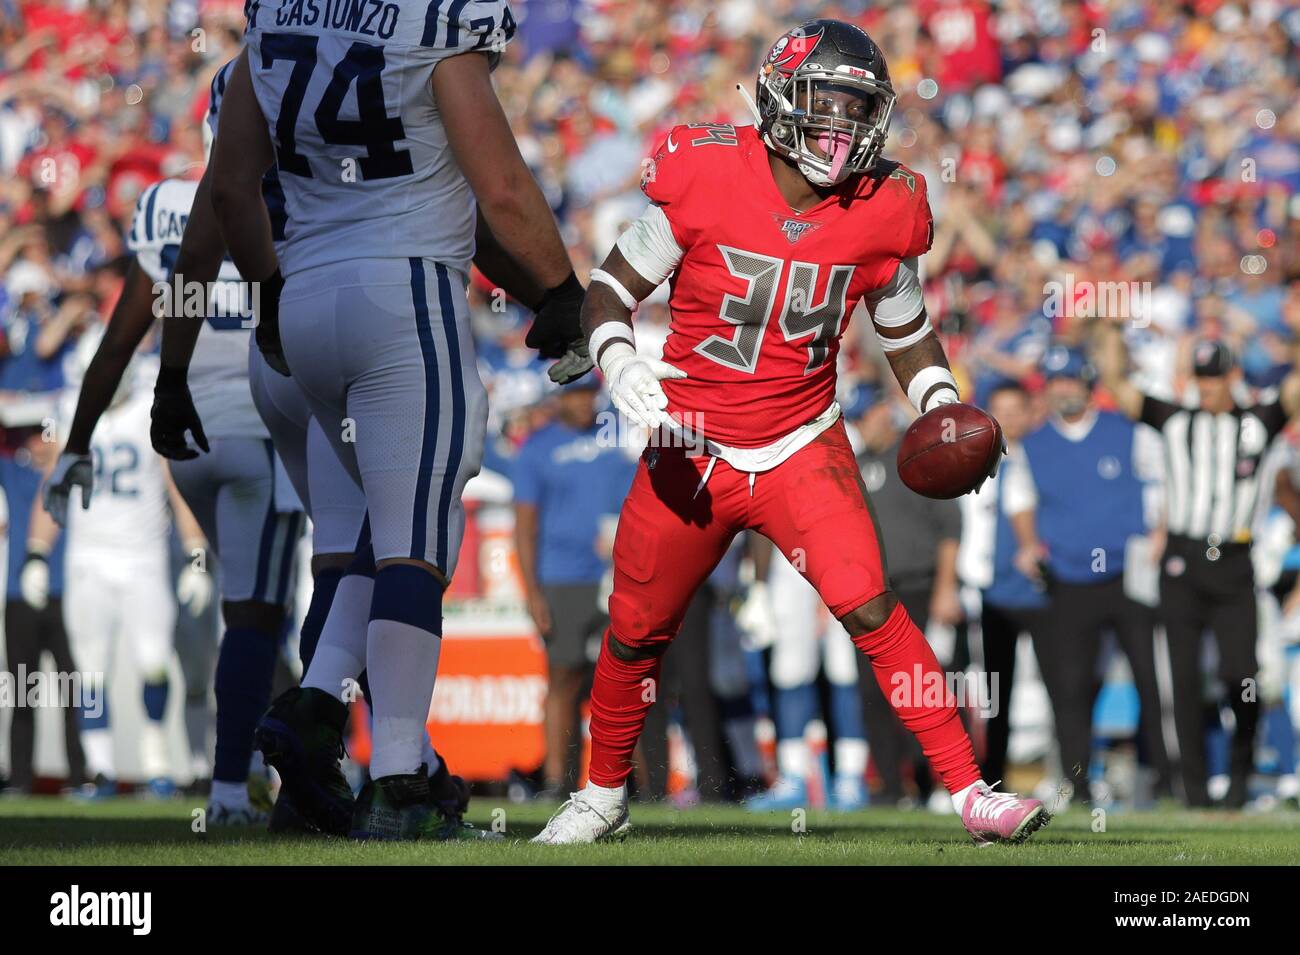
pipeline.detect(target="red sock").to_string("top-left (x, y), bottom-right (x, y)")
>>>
top-left (586, 629), bottom-right (662, 788)
top-left (849, 602), bottom-right (981, 794)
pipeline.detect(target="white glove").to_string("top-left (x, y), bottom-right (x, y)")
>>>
top-left (20, 556), bottom-right (50, 610)
top-left (602, 343), bottom-right (687, 430)
top-left (43, 451), bottom-right (94, 527)
top-left (176, 563), bottom-right (213, 618)
top-left (735, 580), bottom-right (778, 651)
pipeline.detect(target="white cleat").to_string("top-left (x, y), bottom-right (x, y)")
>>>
top-left (531, 787), bottom-right (630, 844)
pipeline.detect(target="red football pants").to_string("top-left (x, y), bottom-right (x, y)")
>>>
top-left (588, 421), bottom-right (980, 794)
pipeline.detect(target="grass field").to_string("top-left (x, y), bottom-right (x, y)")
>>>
top-left (2, 796), bottom-right (1298, 865)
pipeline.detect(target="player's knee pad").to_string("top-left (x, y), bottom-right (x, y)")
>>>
top-left (606, 629), bottom-right (668, 663)
top-left (840, 589), bottom-right (899, 636)
top-left (370, 563), bottom-right (443, 636)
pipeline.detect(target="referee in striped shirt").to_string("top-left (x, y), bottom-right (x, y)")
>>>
top-left (1097, 323), bottom-right (1300, 806)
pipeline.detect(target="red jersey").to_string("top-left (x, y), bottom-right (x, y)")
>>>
top-left (642, 122), bottom-right (932, 448)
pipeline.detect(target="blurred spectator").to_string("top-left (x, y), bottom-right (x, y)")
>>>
top-left (958, 381), bottom-right (1046, 787)
top-left (1005, 345), bottom-right (1169, 803)
top-left (512, 379), bottom-right (634, 796)
top-left (0, 426), bottom-right (84, 794)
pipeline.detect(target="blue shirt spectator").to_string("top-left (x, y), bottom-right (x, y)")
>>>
top-left (513, 390), bottom-right (636, 586)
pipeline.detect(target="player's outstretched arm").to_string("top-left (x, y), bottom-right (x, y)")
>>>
top-left (208, 49), bottom-right (289, 376)
top-left (434, 51), bottom-right (586, 368)
top-left (582, 247), bottom-right (686, 430)
top-left (1091, 320), bottom-right (1144, 420)
top-left (46, 257), bottom-right (154, 521)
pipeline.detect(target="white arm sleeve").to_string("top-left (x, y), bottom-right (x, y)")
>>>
top-left (614, 203), bottom-right (685, 288)
top-left (864, 257), bottom-right (925, 327)
top-left (1001, 445), bottom-right (1039, 516)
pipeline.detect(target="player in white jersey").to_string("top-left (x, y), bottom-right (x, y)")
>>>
top-left (43, 162), bottom-right (306, 826)
top-left (208, 0), bottom-right (591, 838)
top-left (148, 49), bottom-right (565, 836)
top-left (28, 361), bottom-right (209, 797)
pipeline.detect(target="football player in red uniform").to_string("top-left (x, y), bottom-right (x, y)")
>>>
top-left (533, 19), bottom-right (1048, 845)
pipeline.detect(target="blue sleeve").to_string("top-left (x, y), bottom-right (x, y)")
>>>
top-left (512, 437), bottom-right (544, 506)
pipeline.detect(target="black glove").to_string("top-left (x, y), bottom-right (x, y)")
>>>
top-left (525, 272), bottom-right (584, 360)
top-left (255, 269), bottom-right (290, 376)
top-left (151, 364), bottom-right (210, 460)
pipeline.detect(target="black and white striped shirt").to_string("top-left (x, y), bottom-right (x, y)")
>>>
top-left (1140, 395), bottom-right (1287, 542)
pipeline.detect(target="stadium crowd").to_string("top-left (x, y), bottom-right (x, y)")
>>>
top-left (3, 0), bottom-right (1300, 813)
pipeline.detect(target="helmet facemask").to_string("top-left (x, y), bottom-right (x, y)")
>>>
top-left (759, 69), bottom-right (895, 187)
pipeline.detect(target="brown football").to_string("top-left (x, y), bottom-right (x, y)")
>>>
top-left (896, 403), bottom-right (1004, 499)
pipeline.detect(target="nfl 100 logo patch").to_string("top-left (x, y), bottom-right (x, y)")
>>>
top-left (775, 215), bottom-right (821, 244)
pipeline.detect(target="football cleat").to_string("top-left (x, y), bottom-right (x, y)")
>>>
top-left (960, 782), bottom-right (1050, 845)
top-left (142, 777), bottom-right (177, 800)
top-left (831, 773), bottom-right (868, 812)
top-left (350, 766), bottom-right (501, 842)
top-left (531, 787), bottom-right (630, 844)
top-left (267, 791), bottom-right (314, 835)
top-left (254, 686), bottom-right (355, 836)
top-left (71, 773), bottom-right (118, 802)
top-left (744, 774), bottom-right (808, 813)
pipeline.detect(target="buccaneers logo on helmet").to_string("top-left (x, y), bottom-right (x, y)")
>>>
top-left (765, 28), bottom-right (823, 73)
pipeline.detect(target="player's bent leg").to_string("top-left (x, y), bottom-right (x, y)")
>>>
top-left (349, 557), bottom-right (498, 842)
top-left (211, 597), bottom-right (288, 825)
top-left (535, 450), bottom-right (742, 844)
top-left (258, 524), bottom-right (374, 836)
top-left (841, 594), bottom-right (1049, 844)
top-left (299, 552), bottom-right (351, 672)
top-left (298, 414), bottom-right (369, 673)
top-left (754, 424), bottom-right (1047, 843)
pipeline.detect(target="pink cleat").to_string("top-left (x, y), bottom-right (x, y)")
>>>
top-left (960, 782), bottom-right (1050, 845)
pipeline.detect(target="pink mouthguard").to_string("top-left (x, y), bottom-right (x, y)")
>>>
top-left (817, 130), bottom-right (854, 180)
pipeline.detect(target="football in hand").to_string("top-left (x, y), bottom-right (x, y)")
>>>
top-left (896, 403), bottom-right (1005, 499)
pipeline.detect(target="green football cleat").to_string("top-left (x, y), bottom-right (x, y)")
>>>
top-left (351, 764), bottom-right (502, 842)
top-left (254, 686), bottom-right (355, 836)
